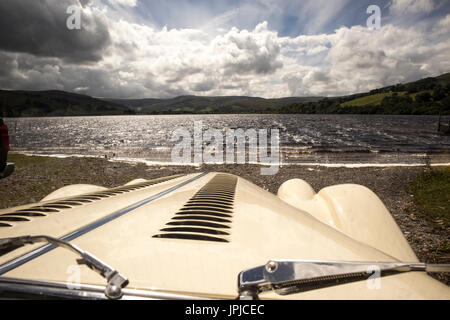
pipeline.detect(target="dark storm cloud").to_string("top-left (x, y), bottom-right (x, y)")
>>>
top-left (0, 52), bottom-right (143, 98)
top-left (0, 52), bottom-right (16, 77)
top-left (0, 0), bottom-right (111, 63)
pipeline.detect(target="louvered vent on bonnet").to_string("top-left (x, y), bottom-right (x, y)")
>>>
top-left (153, 174), bottom-right (237, 243)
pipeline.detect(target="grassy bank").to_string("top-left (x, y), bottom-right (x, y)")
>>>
top-left (404, 167), bottom-right (450, 284)
top-left (406, 167), bottom-right (450, 268)
top-left (407, 167), bottom-right (450, 229)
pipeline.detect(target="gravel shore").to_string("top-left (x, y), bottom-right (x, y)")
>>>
top-left (1, 154), bottom-right (448, 284)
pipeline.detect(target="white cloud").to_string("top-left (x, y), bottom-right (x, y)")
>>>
top-left (437, 13), bottom-right (450, 29)
top-left (108, 0), bottom-right (137, 7)
top-left (390, 0), bottom-right (435, 15)
top-left (94, 20), bottom-right (285, 97)
top-left (282, 19), bottom-right (450, 97)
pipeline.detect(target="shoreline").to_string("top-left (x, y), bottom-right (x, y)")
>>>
top-left (8, 151), bottom-right (450, 168)
top-left (1, 153), bottom-right (449, 285)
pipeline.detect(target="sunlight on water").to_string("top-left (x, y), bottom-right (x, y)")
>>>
top-left (5, 114), bottom-right (450, 165)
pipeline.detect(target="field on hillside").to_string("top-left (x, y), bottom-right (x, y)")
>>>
top-left (341, 92), bottom-right (408, 107)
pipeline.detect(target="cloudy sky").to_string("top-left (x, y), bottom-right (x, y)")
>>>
top-left (0, 0), bottom-right (449, 99)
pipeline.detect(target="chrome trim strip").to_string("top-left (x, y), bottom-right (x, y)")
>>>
top-left (0, 276), bottom-right (212, 300)
top-left (0, 172), bottom-right (209, 275)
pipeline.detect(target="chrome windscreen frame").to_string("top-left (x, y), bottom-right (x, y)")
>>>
top-left (0, 276), bottom-right (210, 300)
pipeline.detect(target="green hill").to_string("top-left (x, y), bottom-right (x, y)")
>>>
top-left (281, 72), bottom-right (450, 115)
top-left (0, 90), bottom-right (134, 117)
top-left (107, 95), bottom-right (323, 114)
top-left (341, 72), bottom-right (450, 108)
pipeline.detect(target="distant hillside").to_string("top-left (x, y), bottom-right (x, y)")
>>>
top-left (341, 73), bottom-right (450, 108)
top-left (0, 90), bottom-right (134, 117)
top-left (436, 72), bottom-right (450, 86)
top-left (0, 90), bottom-right (322, 117)
top-left (281, 72), bottom-right (450, 115)
top-left (106, 95), bottom-right (323, 114)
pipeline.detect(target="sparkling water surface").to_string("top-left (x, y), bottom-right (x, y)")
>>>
top-left (5, 114), bottom-right (450, 165)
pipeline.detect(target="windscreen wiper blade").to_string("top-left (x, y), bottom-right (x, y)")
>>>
top-left (0, 235), bottom-right (129, 299)
top-left (237, 259), bottom-right (450, 299)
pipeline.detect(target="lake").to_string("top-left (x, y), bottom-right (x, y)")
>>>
top-left (5, 114), bottom-right (450, 166)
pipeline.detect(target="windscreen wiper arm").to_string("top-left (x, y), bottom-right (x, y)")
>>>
top-left (237, 259), bottom-right (450, 299)
top-left (0, 235), bottom-right (129, 299)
